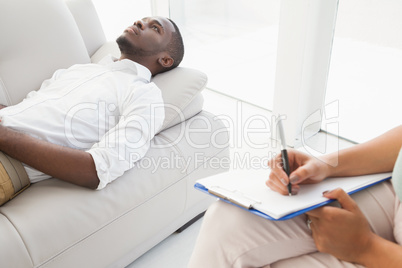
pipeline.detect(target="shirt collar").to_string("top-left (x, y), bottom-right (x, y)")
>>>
top-left (99, 55), bottom-right (152, 82)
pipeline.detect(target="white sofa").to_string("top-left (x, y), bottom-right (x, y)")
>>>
top-left (0, 0), bottom-right (229, 267)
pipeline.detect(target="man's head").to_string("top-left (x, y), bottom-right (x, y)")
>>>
top-left (116, 17), bottom-right (184, 76)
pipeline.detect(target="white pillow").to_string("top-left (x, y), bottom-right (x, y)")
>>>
top-left (91, 41), bottom-right (206, 131)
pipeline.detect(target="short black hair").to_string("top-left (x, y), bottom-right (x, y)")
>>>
top-left (165, 19), bottom-right (184, 72)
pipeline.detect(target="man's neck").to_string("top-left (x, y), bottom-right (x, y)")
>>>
top-left (119, 54), bottom-right (158, 76)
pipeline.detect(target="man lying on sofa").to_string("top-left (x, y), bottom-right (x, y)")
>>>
top-left (0, 17), bottom-right (184, 204)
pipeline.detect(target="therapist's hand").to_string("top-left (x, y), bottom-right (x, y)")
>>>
top-left (305, 188), bottom-right (375, 264)
top-left (266, 149), bottom-right (330, 195)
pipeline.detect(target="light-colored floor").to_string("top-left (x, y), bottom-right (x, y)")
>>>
top-left (126, 214), bottom-right (203, 268)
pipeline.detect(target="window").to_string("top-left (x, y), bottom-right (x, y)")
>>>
top-left (93, 0), bottom-right (401, 145)
top-left (325, 0), bottom-right (402, 143)
top-left (169, 0), bottom-right (281, 110)
top-left (271, 0), bottom-right (401, 146)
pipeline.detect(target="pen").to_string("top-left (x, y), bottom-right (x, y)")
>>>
top-left (277, 117), bottom-right (292, 196)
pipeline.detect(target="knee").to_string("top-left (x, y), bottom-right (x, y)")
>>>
top-left (202, 201), bottom-right (250, 236)
top-left (204, 200), bottom-right (239, 224)
top-left (204, 200), bottom-right (230, 219)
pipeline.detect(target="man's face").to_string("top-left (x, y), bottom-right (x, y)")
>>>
top-left (116, 16), bottom-right (175, 58)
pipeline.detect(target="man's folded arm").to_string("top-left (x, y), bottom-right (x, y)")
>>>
top-left (0, 125), bottom-right (100, 189)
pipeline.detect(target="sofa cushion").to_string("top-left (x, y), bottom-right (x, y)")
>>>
top-left (153, 67), bottom-right (206, 131)
top-left (0, 0), bottom-right (90, 106)
top-left (91, 41), bottom-right (206, 132)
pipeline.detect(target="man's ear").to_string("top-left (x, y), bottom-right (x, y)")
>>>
top-left (158, 55), bottom-right (174, 68)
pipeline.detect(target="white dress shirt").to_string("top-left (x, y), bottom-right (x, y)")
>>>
top-left (0, 56), bottom-right (165, 189)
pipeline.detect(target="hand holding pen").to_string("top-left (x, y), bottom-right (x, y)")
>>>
top-left (266, 142), bottom-right (329, 196)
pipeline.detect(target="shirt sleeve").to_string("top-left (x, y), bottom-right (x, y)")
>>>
top-left (87, 82), bottom-right (165, 190)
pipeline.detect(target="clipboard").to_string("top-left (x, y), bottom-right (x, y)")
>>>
top-left (195, 169), bottom-right (392, 221)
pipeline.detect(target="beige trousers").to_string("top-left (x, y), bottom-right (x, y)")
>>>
top-left (188, 181), bottom-right (401, 268)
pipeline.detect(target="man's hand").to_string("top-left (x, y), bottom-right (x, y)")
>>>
top-left (266, 150), bottom-right (331, 195)
top-left (0, 104), bottom-right (6, 110)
